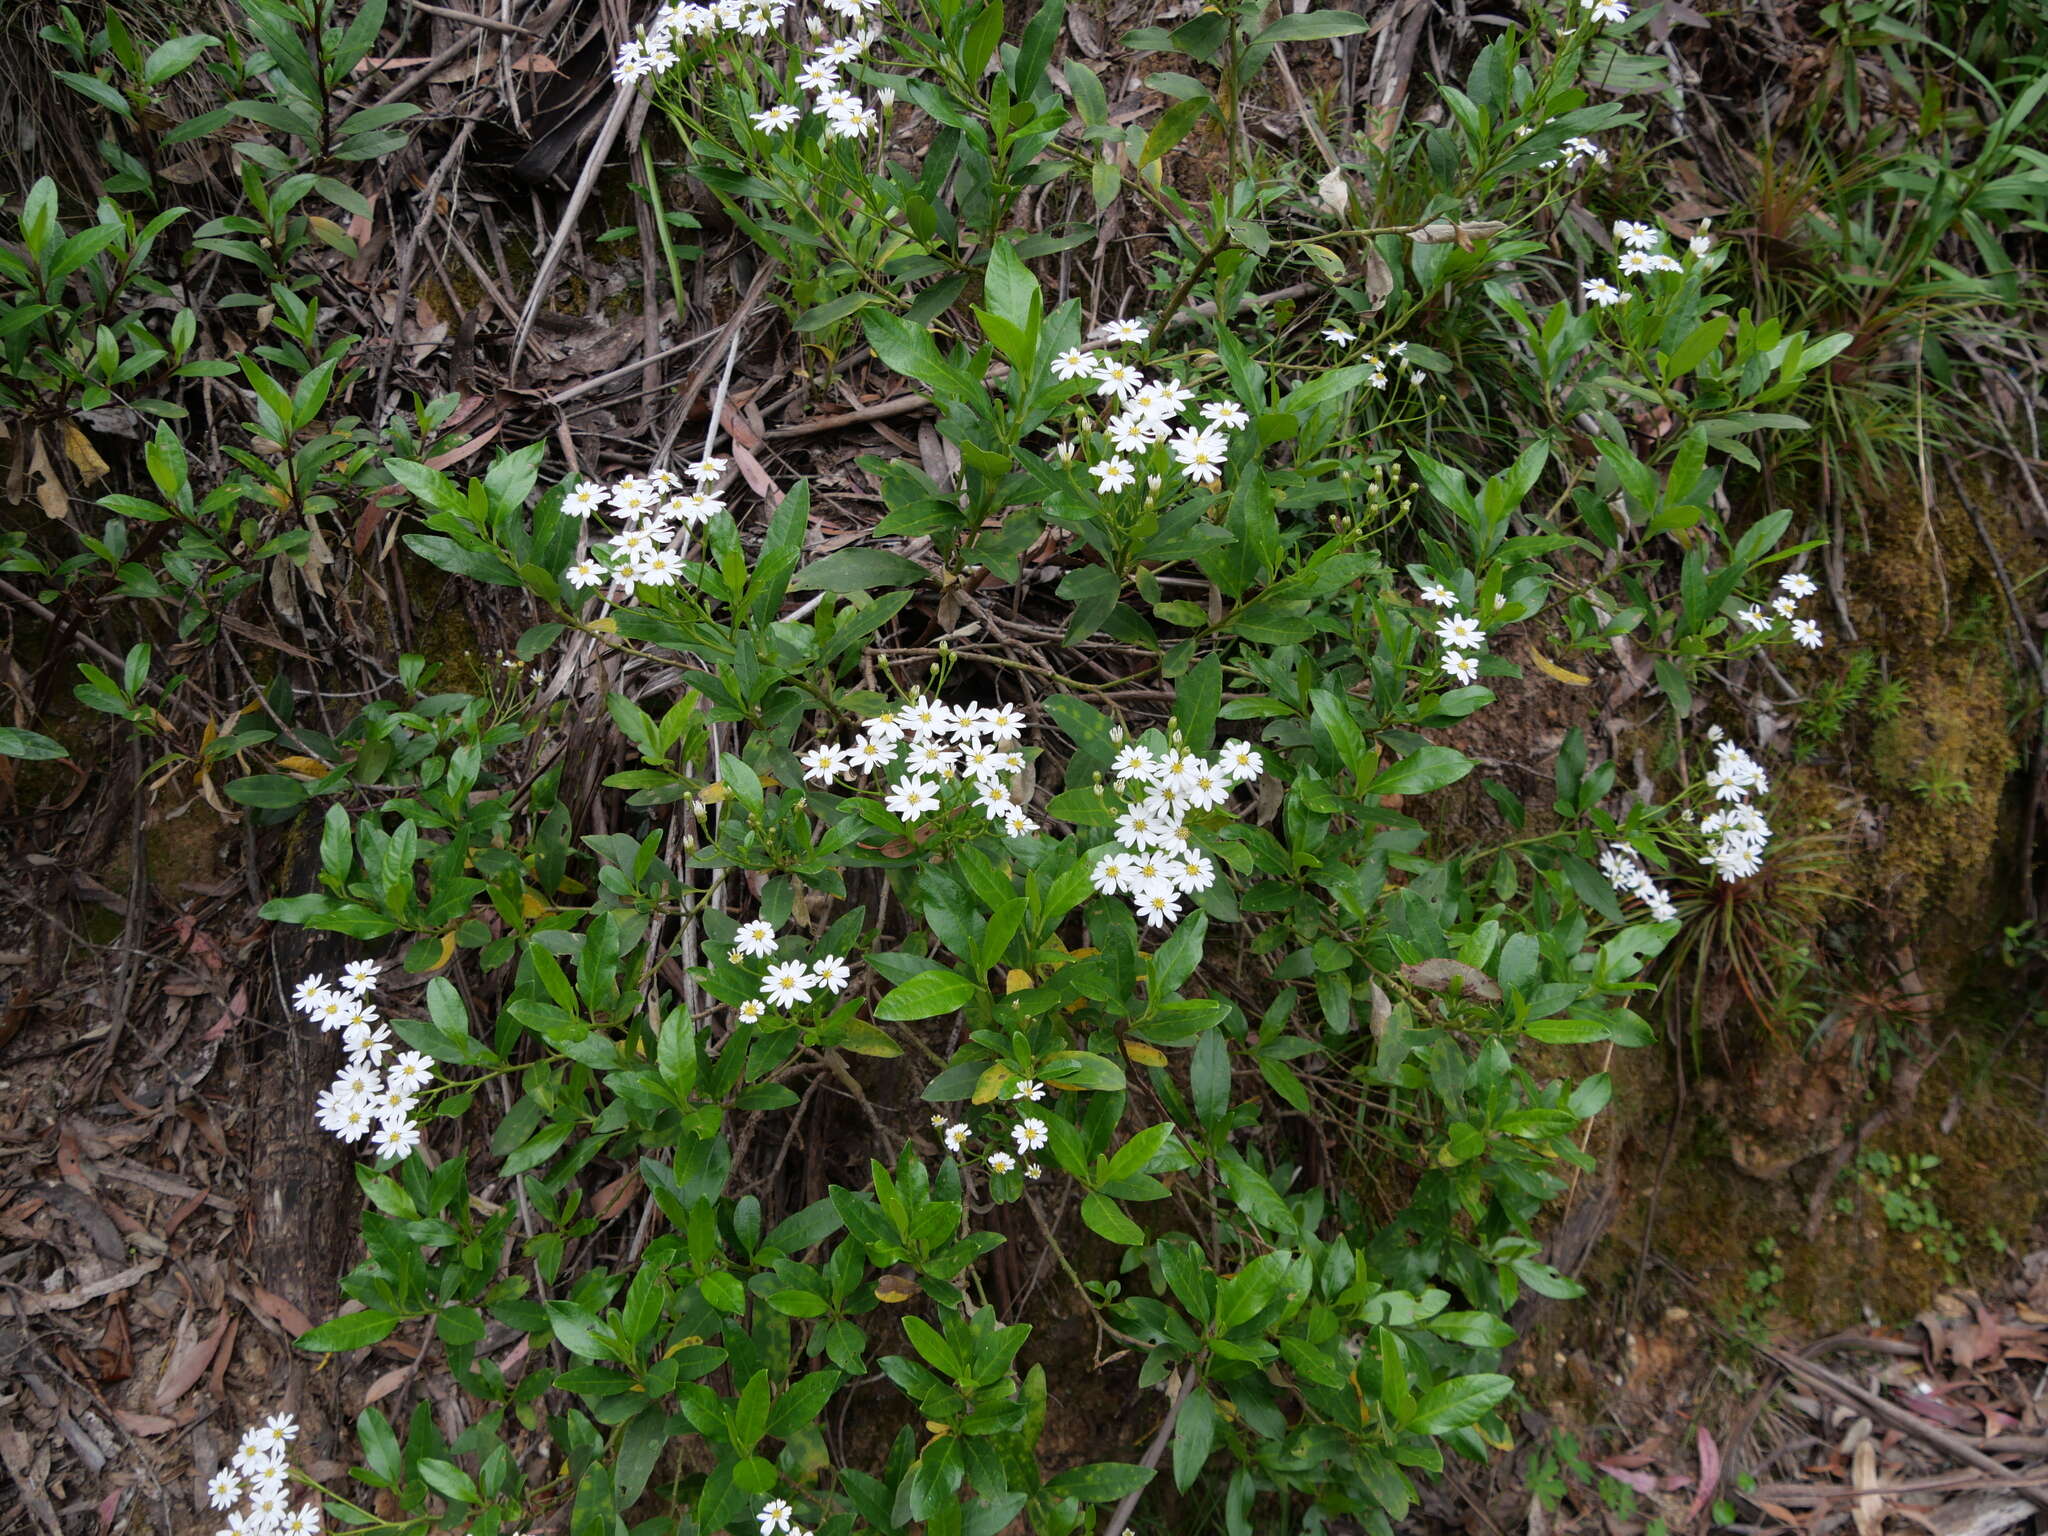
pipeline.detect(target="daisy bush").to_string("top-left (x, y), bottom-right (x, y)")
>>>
top-left (251, 0), bottom-right (1872, 1530)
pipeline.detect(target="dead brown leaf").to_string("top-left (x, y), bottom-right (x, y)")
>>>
top-left (153, 1310), bottom-right (230, 1407)
top-left (61, 421), bottom-right (110, 482)
top-left (243, 1283), bottom-right (315, 1338)
top-left (1398, 958), bottom-right (1503, 1001)
top-left (7, 1259), bottom-right (161, 1315)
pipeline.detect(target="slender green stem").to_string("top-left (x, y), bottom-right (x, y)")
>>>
top-left (640, 136), bottom-right (692, 329)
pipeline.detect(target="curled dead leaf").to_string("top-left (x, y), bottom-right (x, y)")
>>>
top-left (61, 421), bottom-right (109, 482)
top-left (1407, 219), bottom-right (1508, 248)
top-left (1398, 958), bottom-right (1503, 1001)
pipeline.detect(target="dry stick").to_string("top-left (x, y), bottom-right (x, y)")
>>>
top-left (510, 83), bottom-right (638, 377)
top-left (406, 0), bottom-right (537, 34)
top-left (1270, 42), bottom-right (1375, 226)
top-left (1099, 1370), bottom-right (1194, 1536)
top-left (657, 258), bottom-right (782, 468)
top-left (375, 116), bottom-right (482, 421)
top-left (1761, 1345), bottom-right (2048, 1518)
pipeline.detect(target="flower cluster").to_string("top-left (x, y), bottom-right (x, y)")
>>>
top-left (1416, 582), bottom-right (1490, 686)
top-left (562, 461), bottom-right (728, 594)
top-left (1522, 119), bottom-right (1610, 172)
top-left (727, 918), bottom-right (857, 1020)
top-left (1320, 332), bottom-right (1422, 389)
top-left (1695, 729), bottom-right (1774, 881)
top-left (1087, 737), bottom-right (1263, 928)
top-left (1581, 217), bottom-right (1713, 306)
top-left (931, 1078), bottom-right (1050, 1180)
top-left (1046, 321), bottom-right (1249, 494)
top-left (615, 0), bottom-right (891, 141)
top-left (298, 962), bottom-right (430, 1162)
top-left (1601, 723), bottom-right (1781, 912)
top-left (204, 1414), bottom-right (319, 1536)
top-left (1598, 845), bottom-right (1680, 923)
top-left (1737, 569), bottom-right (1826, 650)
top-left (615, 0), bottom-right (875, 81)
top-left (800, 694), bottom-right (1036, 835)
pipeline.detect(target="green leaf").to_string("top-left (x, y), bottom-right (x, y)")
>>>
top-left (225, 774), bottom-right (309, 809)
top-left (732, 1368), bottom-right (771, 1453)
top-left (1175, 651), bottom-right (1222, 749)
top-left (1080, 1192), bottom-right (1145, 1244)
top-left (1661, 315), bottom-right (1729, 381)
top-left (748, 480), bottom-right (811, 626)
top-left (56, 71), bottom-right (132, 118)
top-left (1408, 1373), bottom-right (1514, 1435)
top-left (1523, 1018), bottom-right (1608, 1044)
top-left (1172, 1385), bottom-right (1215, 1491)
top-left (1038, 1049), bottom-right (1126, 1092)
top-left (144, 32), bottom-right (218, 84)
top-left (1367, 744), bottom-right (1473, 797)
top-left (1141, 96), bottom-right (1210, 168)
top-left (1424, 1311), bottom-right (1517, 1348)
top-left (766, 1368), bottom-right (843, 1439)
top-left (794, 292), bottom-right (879, 332)
top-left (1255, 11), bottom-right (1370, 43)
top-left (418, 1459), bottom-right (480, 1504)
top-left (983, 238), bottom-right (1041, 337)
top-left (1043, 1463), bottom-right (1154, 1503)
top-left (875, 969), bottom-right (975, 1020)
top-left (1065, 60), bottom-right (1109, 127)
top-left (1310, 689), bottom-right (1373, 785)
top-left (297, 1309), bottom-right (399, 1353)
top-left (0, 728), bottom-right (68, 760)
top-left (790, 547), bottom-right (927, 592)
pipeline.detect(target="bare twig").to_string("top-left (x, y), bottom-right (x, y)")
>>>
top-left (510, 84), bottom-right (638, 376)
top-left (1100, 1370), bottom-right (1194, 1536)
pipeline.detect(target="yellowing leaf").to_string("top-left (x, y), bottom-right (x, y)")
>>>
top-left (62, 421), bottom-right (110, 482)
top-left (520, 890), bottom-right (551, 919)
top-left (834, 1019), bottom-right (902, 1058)
top-left (1004, 968), bottom-right (1033, 994)
top-left (1530, 647), bottom-right (1592, 686)
top-left (425, 931), bottom-right (457, 972)
top-left (873, 1274), bottom-right (917, 1304)
top-left (697, 783), bottom-right (730, 805)
top-left (275, 754), bottom-right (330, 778)
top-left (923, 1422), bottom-right (950, 1437)
top-left (586, 616), bottom-right (618, 633)
top-left (1124, 1040), bottom-right (1168, 1068)
top-left (971, 1064), bottom-right (1011, 1105)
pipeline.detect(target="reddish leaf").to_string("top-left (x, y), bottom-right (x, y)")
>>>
top-left (1688, 1427), bottom-right (1721, 1523)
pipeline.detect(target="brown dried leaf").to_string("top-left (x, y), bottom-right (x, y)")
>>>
top-left (112, 1411), bottom-right (179, 1437)
top-left (61, 422), bottom-right (110, 482)
top-left (27, 430), bottom-right (70, 519)
top-left (244, 1283), bottom-right (315, 1338)
top-left (362, 1364), bottom-right (415, 1406)
top-left (1398, 958), bottom-right (1503, 1001)
top-left (153, 1311), bottom-right (230, 1408)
